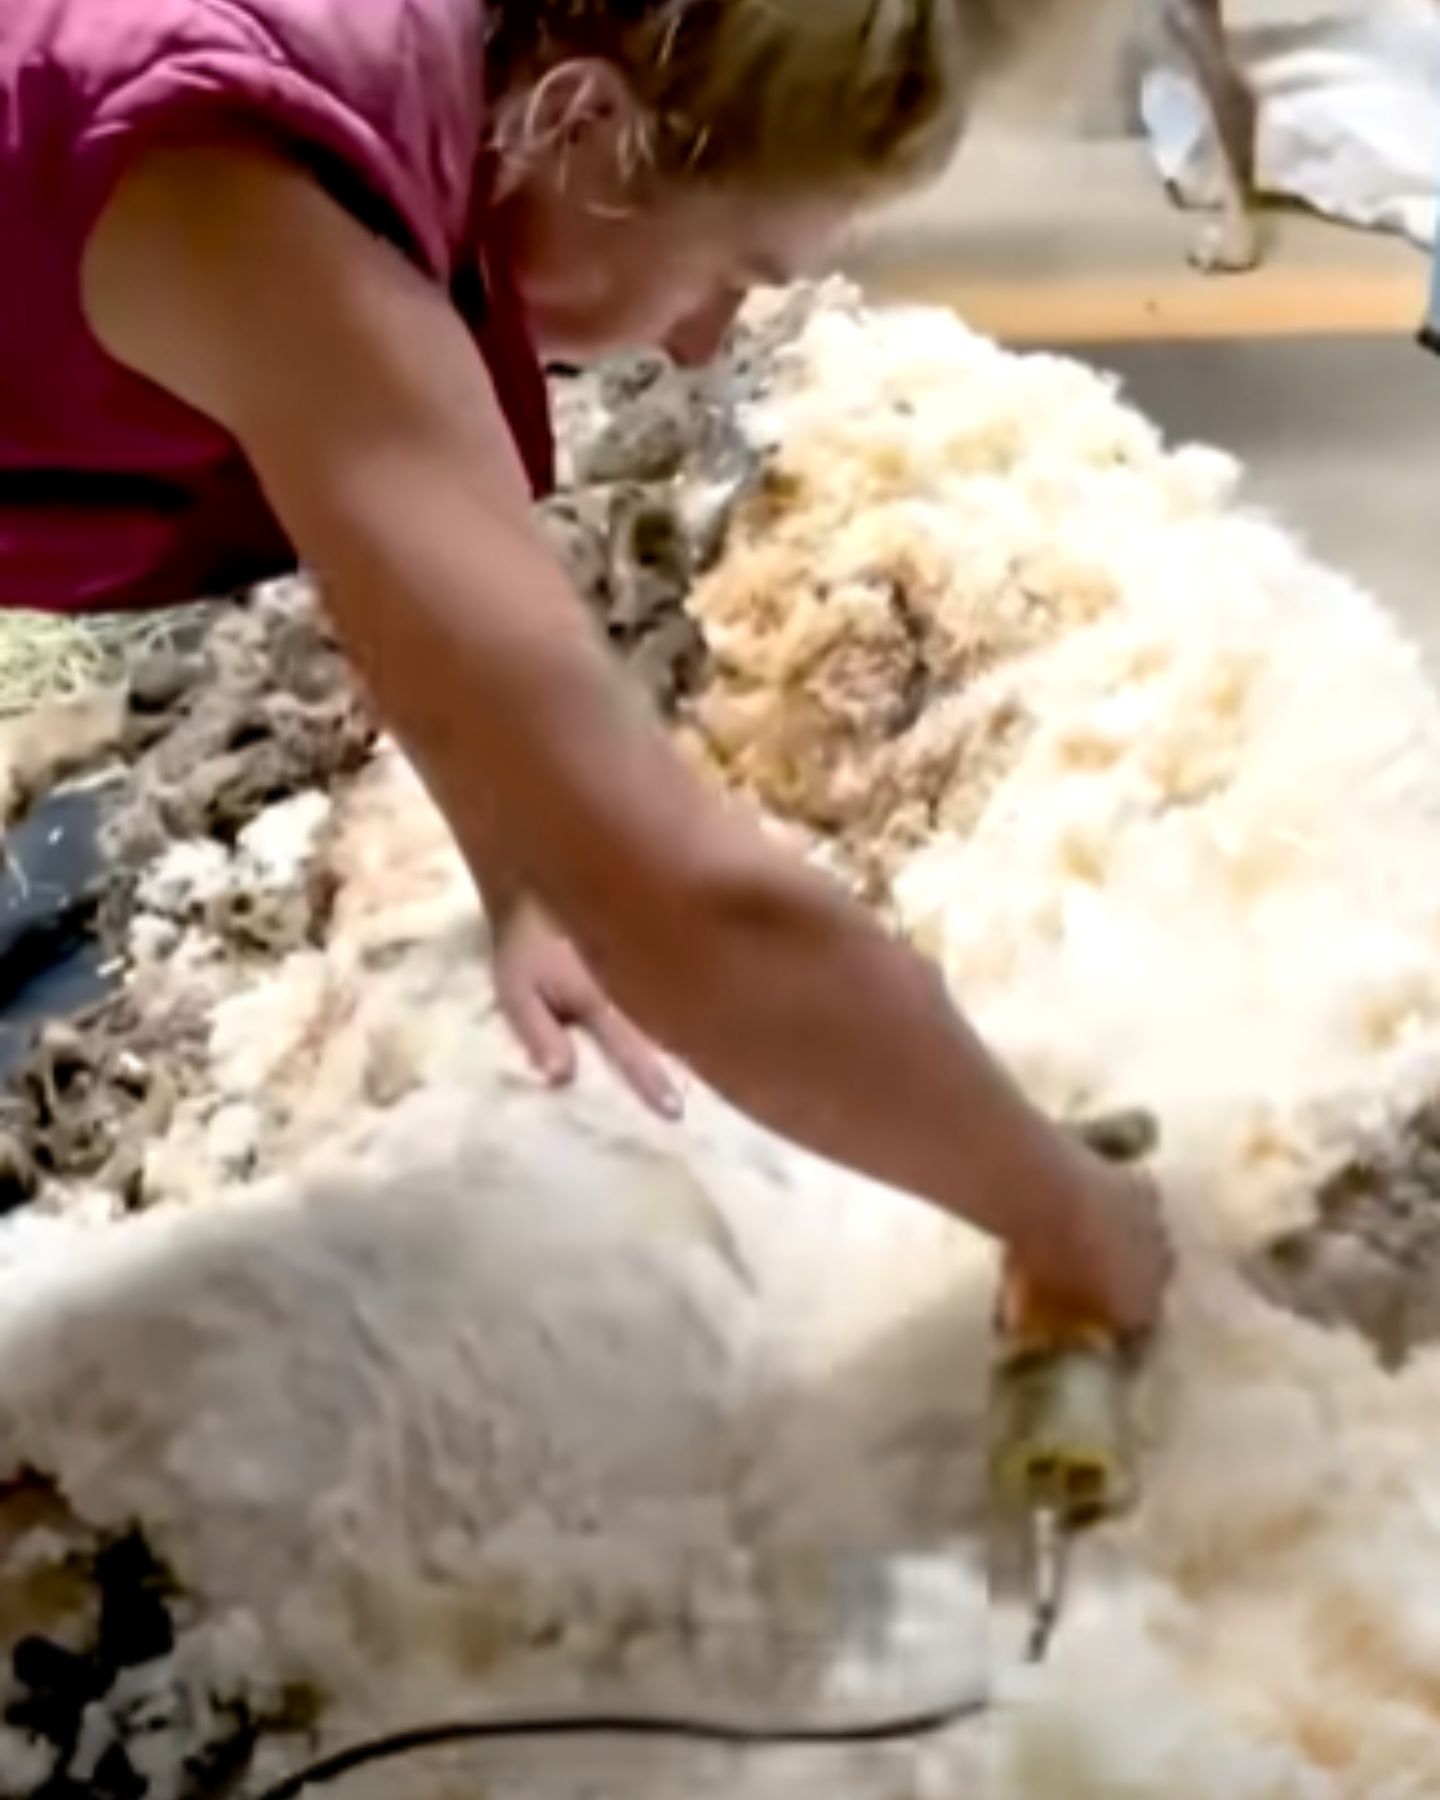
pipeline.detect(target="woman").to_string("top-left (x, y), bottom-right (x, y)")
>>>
top-left (0, 0), bottom-right (1169, 1329)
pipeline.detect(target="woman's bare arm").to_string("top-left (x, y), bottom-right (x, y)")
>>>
top-left (83, 145), bottom-right (1166, 1327)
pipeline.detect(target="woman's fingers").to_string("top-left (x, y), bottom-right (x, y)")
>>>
top-left (494, 902), bottom-right (680, 1118)
top-left (501, 980), bottom-right (576, 1089)
top-left (588, 1001), bottom-right (684, 1120)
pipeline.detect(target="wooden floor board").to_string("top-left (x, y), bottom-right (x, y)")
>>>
top-left (843, 134), bottom-right (1427, 345)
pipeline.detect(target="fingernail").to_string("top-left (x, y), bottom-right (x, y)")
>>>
top-left (658, 1085), bottom-right (683, 1120)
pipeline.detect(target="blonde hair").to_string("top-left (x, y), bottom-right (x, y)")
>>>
top-left (487, 0), bottom-right (1000, 201)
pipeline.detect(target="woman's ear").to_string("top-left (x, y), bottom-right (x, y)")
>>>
top-left (505, 59), bottom-right (644, 203)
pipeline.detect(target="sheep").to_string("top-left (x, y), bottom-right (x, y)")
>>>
top-left (4, 286), bottom-right (1440, 1796)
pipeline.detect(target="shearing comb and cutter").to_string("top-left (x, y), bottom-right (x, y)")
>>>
top-left (988, 1109), bottom-right (1159, 1662)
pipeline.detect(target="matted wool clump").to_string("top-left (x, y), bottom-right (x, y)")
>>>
top-left (4, 288), bottom-right (1440, 1798)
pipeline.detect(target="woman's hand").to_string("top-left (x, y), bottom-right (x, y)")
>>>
top-left (1012, 1156), bottom-right (1173, 1340)
top-left (1089, 1166), bottom-right (1172, 1337)
top-left (494, 898), bottom-right (681, 1119)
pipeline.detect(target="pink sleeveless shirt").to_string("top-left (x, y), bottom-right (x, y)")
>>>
top-left (0, 0), bottom-right (554, 612)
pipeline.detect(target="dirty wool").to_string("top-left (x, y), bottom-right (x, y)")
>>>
top-left (5, 287), bottom-right (1440, 1797)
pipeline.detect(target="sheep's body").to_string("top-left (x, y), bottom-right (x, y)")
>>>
top-left (4, 289), bottom-right (1440, 1795)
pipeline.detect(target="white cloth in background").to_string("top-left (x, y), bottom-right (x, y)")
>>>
top-left (1140, 0), bottom-right (1440, 249)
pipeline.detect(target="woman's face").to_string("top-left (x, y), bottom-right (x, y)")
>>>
top-left (495, 68), bottom-right (847, 364)
top-left (506, 178), bottom-right (846, 365)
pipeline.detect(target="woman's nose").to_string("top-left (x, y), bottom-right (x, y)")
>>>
top-left (664, 287), bottom-right (746, 368)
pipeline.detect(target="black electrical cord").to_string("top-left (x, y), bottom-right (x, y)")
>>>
top-left (253, 1689), bottom-right (992, 1798)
